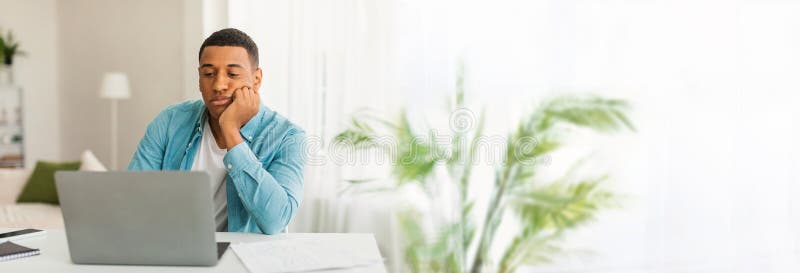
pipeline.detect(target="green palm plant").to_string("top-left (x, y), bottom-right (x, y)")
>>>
top-left (0, 29), bottom-right (26, 65)
top-left (335, 63), bottom-right (634, 273)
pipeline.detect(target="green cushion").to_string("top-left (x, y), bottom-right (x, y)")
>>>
top-left (16, 160), bottom-right (81, 205)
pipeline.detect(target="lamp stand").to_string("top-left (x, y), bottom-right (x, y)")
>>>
top-left (110, 99), bottom-right (119, 170)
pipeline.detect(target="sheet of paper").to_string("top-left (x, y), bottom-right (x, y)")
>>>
top-left (231, 237), bottom-right (383, 273)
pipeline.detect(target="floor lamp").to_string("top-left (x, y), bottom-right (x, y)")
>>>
top-left (100, 72), bottom-right (131, 170)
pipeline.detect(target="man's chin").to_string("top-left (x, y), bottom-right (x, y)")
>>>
top-left (205, 104), bottom-right (227, 119)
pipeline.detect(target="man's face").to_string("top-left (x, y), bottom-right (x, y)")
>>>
top-left (198, 46), bottom-right (262, 120)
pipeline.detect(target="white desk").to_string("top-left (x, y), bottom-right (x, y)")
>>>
top-left (0, 229), bottom-right (387, 273)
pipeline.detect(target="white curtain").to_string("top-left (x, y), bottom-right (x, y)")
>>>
top-left (227, 0), bottom-right (800, 272)
top-left (228, 0), bottom-right (410, 221)
top-left (459, 1), bottom-right (800, 272)
top-left (227, 1), bottom-right (416, 271)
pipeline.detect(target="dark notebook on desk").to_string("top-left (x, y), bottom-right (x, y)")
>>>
top-left (0, 241), bottom-right (40, 262)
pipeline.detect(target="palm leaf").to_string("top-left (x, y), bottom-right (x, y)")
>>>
top-left (394, 111), bottom-right (441, 185)
top-left (398, 210), bottom-right (428, 273)
top-left (512, 177), bottom-right (613, 229)
top-left (533, 95), bottom-right (635, 133)
top-left (494, 177), bottom-right (613, 273)
top-left (498, 230), bottom-right (564, 273)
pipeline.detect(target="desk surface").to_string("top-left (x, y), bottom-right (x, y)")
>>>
top-left (0, 229), bottom-right (387, 273)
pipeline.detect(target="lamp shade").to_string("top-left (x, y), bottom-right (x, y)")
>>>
top-left (99, 72), bottom-right (131, 99)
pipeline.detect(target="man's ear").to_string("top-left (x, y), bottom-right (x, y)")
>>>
top-left (253, 67), bottom-right (263, 93)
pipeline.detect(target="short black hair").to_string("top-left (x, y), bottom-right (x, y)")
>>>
top-left (198, 28), bottom-right (259, 67)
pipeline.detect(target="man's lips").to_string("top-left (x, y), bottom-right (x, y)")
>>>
top-left (210, 96), bottom-right (231, 106)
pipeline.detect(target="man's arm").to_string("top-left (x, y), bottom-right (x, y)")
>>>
top-left (219, 87), bottom-right (305, 234)
top-left (128, 110), bottom-right (169, 170)
top-left (222, 132), bottom-right (305, 234)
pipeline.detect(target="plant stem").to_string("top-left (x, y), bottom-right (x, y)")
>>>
top-left (469, 188), bottom-right (502, 273)
top-left (469, 164), bottom-right (515, 273)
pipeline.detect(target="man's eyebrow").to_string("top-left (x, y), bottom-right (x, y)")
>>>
top-left (199, 64), bottom-right (246, 69)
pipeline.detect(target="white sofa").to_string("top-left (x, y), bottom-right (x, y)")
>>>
top-left (0, 169), bottom-right (64, 229)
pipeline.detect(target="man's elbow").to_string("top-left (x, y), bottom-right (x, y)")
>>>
top-left (261, 223), bottom-right (286, 235)
top-left (260, 196), bottom-right (300, 234)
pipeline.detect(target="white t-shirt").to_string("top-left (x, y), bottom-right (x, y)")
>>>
top-left (190, 121), bottom-right (228, 232)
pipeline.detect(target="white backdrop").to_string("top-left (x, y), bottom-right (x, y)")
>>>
top-left (228, 0), bottom-right (800, 272)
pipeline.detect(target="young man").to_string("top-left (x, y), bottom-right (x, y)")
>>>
top-left (129, 28), bottom-right (305, 235)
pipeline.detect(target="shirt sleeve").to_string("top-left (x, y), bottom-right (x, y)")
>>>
top-left (223, 131), bottom-right (306, 234)
top-left (128, 110), bottom-right (170, 171)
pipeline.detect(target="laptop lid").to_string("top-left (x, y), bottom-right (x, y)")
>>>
top-left (55, 171), bottom-right (218, 266)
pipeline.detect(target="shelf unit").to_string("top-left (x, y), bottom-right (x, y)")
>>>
top-left (0, 85), bottom-right (23, 168)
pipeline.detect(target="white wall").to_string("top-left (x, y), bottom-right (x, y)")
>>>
top-left (0, 0), bottom-right (60, 167)
top-left (182, 0), bottom-right (229, 100)
top-left (58, 0), bottom-right (186, 169)
top-left (0, 0), bottom-right (230, 168)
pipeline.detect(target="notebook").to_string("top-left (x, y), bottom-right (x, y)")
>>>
top-left (0, 241), bottom-right (40, 262)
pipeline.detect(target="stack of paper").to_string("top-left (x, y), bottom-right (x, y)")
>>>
top-left (231, 236), bottom-right (383, 273)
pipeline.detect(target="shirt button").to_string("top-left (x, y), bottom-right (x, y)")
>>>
top-left (227, 164), bottom-right (233, 169)
top-left (247, 135), bottom-right (253, 140)
top-left (198, 127), bottom-right (202, 132)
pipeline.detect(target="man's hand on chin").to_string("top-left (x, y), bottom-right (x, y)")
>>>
top-left (219, 86), bottom-right (260, 149)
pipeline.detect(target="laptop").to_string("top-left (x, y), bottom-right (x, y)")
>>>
top-left (55, 171), bottom-right (228, 266)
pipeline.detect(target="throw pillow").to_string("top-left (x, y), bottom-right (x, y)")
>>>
top-left (79, 150), bottom-right (107, 171)
top-left (16, 160), bottom-right (81, 205)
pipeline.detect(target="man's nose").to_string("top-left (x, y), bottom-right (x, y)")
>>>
top-left (212, 74), bottom-right (228, 92)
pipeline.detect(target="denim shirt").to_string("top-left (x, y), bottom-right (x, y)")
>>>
top-left (128, 100), bottom-right (305, 234)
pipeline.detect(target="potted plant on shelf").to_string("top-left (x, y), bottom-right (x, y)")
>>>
top-left (0, 29), bottom-right (26, 85)
top-left (335, 63), bottom-right (634, 273)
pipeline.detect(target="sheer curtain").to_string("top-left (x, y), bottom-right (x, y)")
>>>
top-left (227, 0), bottom-right (800, 272)
top-left (460, 1), bottom-right (800, 272)
top-left (228, 0), bottom-right (400, 232)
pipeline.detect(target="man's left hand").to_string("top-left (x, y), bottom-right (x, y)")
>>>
top-left (219, 86), bottom-right (259, 148)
